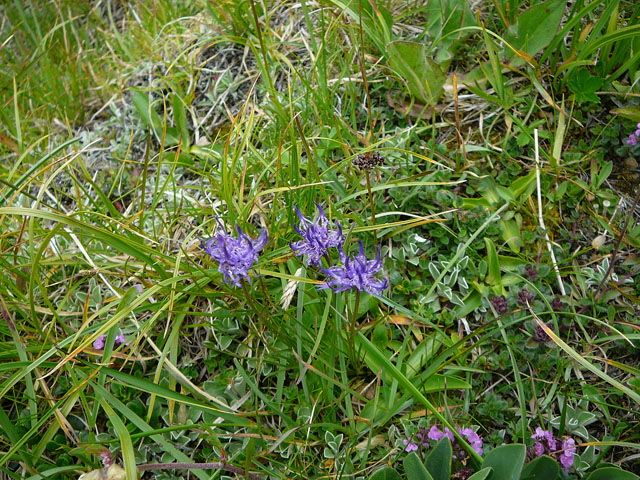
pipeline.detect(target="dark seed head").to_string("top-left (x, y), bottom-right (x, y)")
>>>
top-left (352, 151), bottom-right (385, 170)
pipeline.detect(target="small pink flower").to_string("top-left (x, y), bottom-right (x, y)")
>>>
top-left (93, 334), bottom-right (106, 350)
top-left (403, 439), bottom-right (419, 452)
top-left (93, 333), bottom-right (127, 350)
top-left (427, 426), bottom-right (455, 442)
top-left (459, 428), bottom-right (483, 455)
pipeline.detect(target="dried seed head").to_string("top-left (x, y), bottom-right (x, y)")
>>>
top-left (352, 151), bottom-right (385, 170)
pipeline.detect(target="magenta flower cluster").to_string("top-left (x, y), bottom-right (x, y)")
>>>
top-left (531, 427), bottom-right (576, 474)
top-left (292, 204), bottom-right (387, 296)
top-left (626, 123), bottom-right (640, 146)
top-left (201, 222), bottom-right (268, 287)
top-left (403, 425), bottom-right (483, 457)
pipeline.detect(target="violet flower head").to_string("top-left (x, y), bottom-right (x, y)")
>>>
top-left (427, 426), bottom-right (483, 456)
top-left (93, 333), bottom-right (128, 350)
top-left (319, 240), bottom-right (388, 296)
top-left (202, 223), bottom-right (268, 287)
top-left (559, 438), bottom-right (576, 474)
top-left (427, 426), bottom-right (455, 442)
top-left (625, 123), bottom-right (640, 146)
top-left (490, 295), bottom-right (509, 315)
top-left (531, 427), bottom-right (558, 458)
top-left (459, 427), bottom-right (483, 456)
top-left (291, 204), bottom-right (344, 266)
top-left (93, 335), bottom-right (106, 350)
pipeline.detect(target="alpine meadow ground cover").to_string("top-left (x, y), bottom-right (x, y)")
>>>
top-left (1, 0), bottom-right (640, 479)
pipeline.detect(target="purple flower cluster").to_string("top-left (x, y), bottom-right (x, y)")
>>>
top-left (94, 333), bottom-right (127, 350)
top-left (291, 205), bottom-right (387, 296)
top-left (517, 288), bottom-right (536, 306)
top-left (201, 222), bottom-right (268, 287)
top-left (626, 123), bottom-right (640, 146)
top-left (201, 207), bottom-right (386, 295)
top-left (490, 295), bottom-right (509, 315)
top-left (291, 204), bottom-right (344, 266)
top-left (319, 241), bottom-right (388, 296)
top-left (403, 425), bottom-right (483, 457)
top-left (531, 427), bottom-right (576, 474)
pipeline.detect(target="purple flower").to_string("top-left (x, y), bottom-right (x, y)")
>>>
top-left (427, 426), bottom-right (483, 456)
top-left (403, 439), bottom-right (419, 452)
top-left (524, 265), bottom-right (539, 281)
top-left (532, 427), bottom-right (557, 452)
top-left (291, 204), bottom-right (344, 266)
top-left (459, 427), bottom-right (483, 456)
top-left (427, 426), bottom-right (454, 442)
top-left (319, 240), bottom-right (387, 296)
top-left (532, 427), bottom-right (567, 464)
top-left (626, 123), bottom-right (640, 146)
top-left (490, 295), bottom-right (509, 315)
top-left (559, 438), bottom-right (576, 474)
top-left (531, 429), bottom-right (576, 473)
top-left (550, 297), bottom-right (564, 311)
top-left (93, 335), bottom-right (106, 350)
top-left (201, 223), bottom-right (268, 287)
top-left (531, 324), bottom-right (552, 344)
top-left (517, 288), bottom-right (536, 306)
top-left (93, 333), bottom-right (128, 350)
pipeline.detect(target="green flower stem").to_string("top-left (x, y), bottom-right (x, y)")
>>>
top-left (348, 290), bottom-right (361, 373)
top-left (365, 170), bottom-right (377, 243)
top-left (242, 283), bottom-right (271, 327)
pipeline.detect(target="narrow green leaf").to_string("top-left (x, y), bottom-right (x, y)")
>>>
top-left (0, 397), bottom-right (67, 469)
top-left (24, 465), bottom-right (81, 480)
top-left (0, 405), bottom-right (32, 467)
top-left (499, 219), bottom-right (523, 254)
top-left (0, 207), bottom-right (169, 279)
top-left (508, 171), bottom-right (536, 202)
top-left (484, 238), bottom-right (502, 287)
top-left (91, 383), bottom-right (210, 480)
top-left (356, 333), bottom-right (482, 465)
top-left (101, 367), bottom-right (251, 426)
top-left (535, 320), bottom-right (640, 404)
top-left (96, 397), bottom-right (138, 480)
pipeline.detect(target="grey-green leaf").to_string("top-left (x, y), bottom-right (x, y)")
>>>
top-left (504, 0), bottom-right (565, 65)
top-left (424, 438), bottom-right (451, 480)
top-left (481, 443), bottom-right (525, 480)
top-left (387, 41), bottom-right (446, 106)
top-left (403, 452), bottom-right (434, 480)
